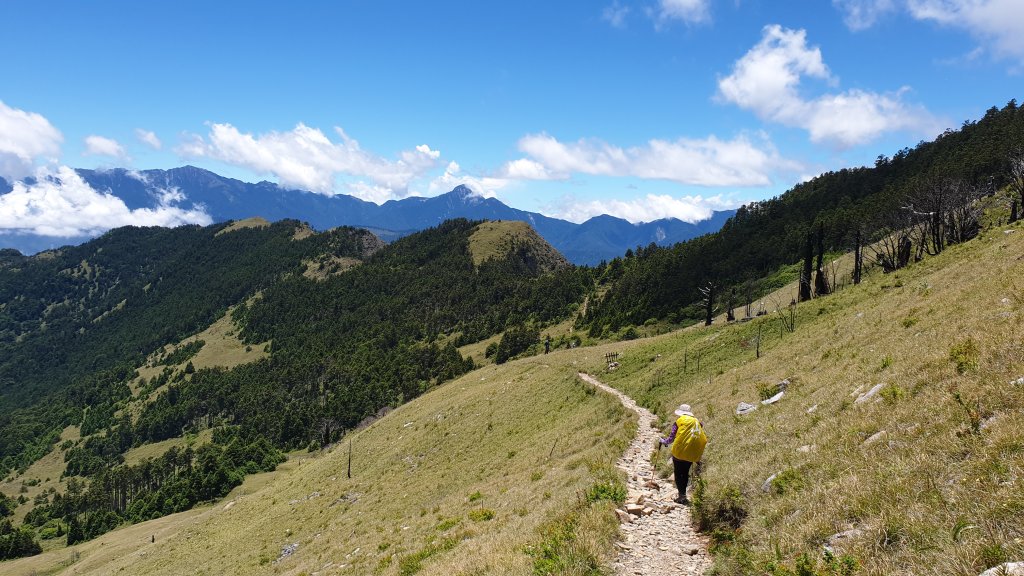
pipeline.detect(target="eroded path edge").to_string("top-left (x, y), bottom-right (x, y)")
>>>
top-left (578, 373), bottom-right (712, 576)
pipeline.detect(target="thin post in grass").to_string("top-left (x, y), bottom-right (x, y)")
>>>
top-left (684, 350), bottom-right (688, 374)
top-left (548, 438), bottom-right (559, 459)
top-left (347, 438), bottom-right (352, 479)
top-left (696, 349), bottom-right (701, 374)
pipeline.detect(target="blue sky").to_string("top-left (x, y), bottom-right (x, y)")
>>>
top-left (1, 0), bottom-right (1021, 238)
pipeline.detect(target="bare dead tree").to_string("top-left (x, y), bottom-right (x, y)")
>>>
top-left (904, 176), bottom-right (949, 257)
top-left (870, 210), bottom-right (914, 273)
top-left (944, 180), bottom-right (982, 245)
top-left (1010, 152), bottom-right (1024, 224)
top-left (814, 223), bottom-right (831, 297)
top-left (825, 258), bottom-right (842, 292)
top-left (799, 230), bottom-right (813, 302)
top-left (770, 295), bottom-right (796, 334)
top-left (852, 225), bottom-right (864, 285)
top-left (699, 281), bottom-right (718, 326)
top-left (743, 281), bottom-right (754, 319)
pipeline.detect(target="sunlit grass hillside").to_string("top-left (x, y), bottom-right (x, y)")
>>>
top-left (589, 221), bottom-right (1024, 575)
top-left (4, 353), bottom-right (635, 576)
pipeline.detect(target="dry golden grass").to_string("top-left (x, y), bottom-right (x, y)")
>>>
top-left (592, 222), bottom-right (1024, 575)
top-left (122, 429), bottom-right (214, 467)
top-left (131, 308), bottom-right (269, 401)
top-left (302, 256), bottom-right (362, 280)
top-left (215, 217), bottom-right (271, 236)
top-left (4, 349), bottom-right (634, 576)
top-left (0, 426), bottom-right (79, 525)
top-left (467, 221), bottom-right (568, 271)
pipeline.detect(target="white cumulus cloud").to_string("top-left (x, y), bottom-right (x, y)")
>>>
top-left (0, 166), bottom-right (212, 237)
top-left (718, 25), bottom-right (938, 147)
top-left (0, 101), bottom-right (63, 181)
top-left (657, 0), bottom-right (711, 24)
top-left (503, 132), bottom-right (799, 187)
top-left (833, 0), bottom-right (897, 30)
top-left (428, 161), bottom-right (511, 198)
top-left (907, 0), bottom-right (1024, 61)
top-left (177, 122), bottom-right (441, 201)
top-left (84, 135), bottom-right (129, 160)
top-left (551, 193), bottom-right (735, 224)
top-left (833, 1), bottom-right (1024, 62)
top-left (135, 129), bottom-right (162, 149)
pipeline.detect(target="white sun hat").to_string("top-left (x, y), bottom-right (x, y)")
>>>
top-left (673, 403), bottom-right (694, 417)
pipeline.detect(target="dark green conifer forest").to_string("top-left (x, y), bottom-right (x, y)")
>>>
top-left (0, 100), bottom-right (1020, 558)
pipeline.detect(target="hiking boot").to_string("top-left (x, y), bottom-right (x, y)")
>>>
top-left (674, 496), bottom-right (689, 505)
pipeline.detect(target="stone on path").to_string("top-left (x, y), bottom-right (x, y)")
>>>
top-left (616, 509), bottom-right (632, 524)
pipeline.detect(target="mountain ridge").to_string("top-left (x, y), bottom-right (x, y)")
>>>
top-left (0, 167), bottom-right (733, 265)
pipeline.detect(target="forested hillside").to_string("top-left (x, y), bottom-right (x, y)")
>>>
top-left (583, 100), bottom-right (1024, 332)
top-left (0, 218), bottom-right (592, 557)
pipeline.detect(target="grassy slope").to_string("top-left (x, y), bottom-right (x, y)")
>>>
top-left (591, 222), bottom-right (1024, 575)
top-left (3, 350), bottom-right (635, 576)
top-left (467, 221), bottom-right (569, 271)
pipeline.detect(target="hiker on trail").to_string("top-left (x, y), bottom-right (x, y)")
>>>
top-left (659, 403), bottom-right (707, 504)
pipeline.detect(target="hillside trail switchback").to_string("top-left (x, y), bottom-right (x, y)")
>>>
top-left (578, 373), bottom-right (712, 576)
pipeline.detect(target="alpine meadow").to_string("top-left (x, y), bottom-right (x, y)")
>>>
top-left (3, 2), bottom-right (1024, 575)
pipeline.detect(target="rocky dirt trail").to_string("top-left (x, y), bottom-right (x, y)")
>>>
top-left (578, 373), bottom-right (712, 576)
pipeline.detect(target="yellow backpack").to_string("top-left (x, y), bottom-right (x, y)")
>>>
top-left (670, 414), bottom-right (707, 462)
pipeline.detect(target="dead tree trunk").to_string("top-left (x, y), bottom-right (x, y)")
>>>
top-left (814, 223), bottom-right (831, 297)
top-left (853, 227), bottom-right (863, 285)
top-left (726, 287), bottom-right (736, 322)
top-left (1010, 152), bottom-right (1024, 223)
top-left (700, 281), bottom-right (717, 326)
top-left (799, 230), bottom-right (813, 302)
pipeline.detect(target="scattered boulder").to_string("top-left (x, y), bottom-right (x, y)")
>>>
top-left (823, 528), bottom-right (864, 549)
top-left (778, 379), bottom-right (790, 391)
top-left (1011, 377), bottom-right (1024, 387)
top-left (762, 472), bottom-right (780, 493)
top-left (797, 445), bottom-right (814, 453)
top-left (680, 545), bottom-right (700, 556)
top-left (276, 542), bottom-right (299, 563)
top-left (737, 402), bottom-right (758, 415)
top-left (863, 430), bottom-right (888, 447)
top-left (761, 391), bottom-right (785, 405)
top-left (855, 384), bottom-right (885, 405)
top-left (615, 508), bottom-right (632, 524)
top-left (806, 404), bottom-right (818, 414)
top-left (626, 503), bottom-right (644, 516)
top-left (979, 562), bottom-right (1024, 576)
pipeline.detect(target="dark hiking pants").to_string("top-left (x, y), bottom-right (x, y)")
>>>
top-left (672, 456), bottom-right (693, 498)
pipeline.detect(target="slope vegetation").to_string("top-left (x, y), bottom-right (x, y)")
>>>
top-left (589, 220), bottom-right (1023, 575)
top-left (4, 354), bottom-right (634, 576)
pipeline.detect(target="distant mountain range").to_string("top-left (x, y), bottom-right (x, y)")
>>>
top-left (0, 166), bottom-right (734, 264)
